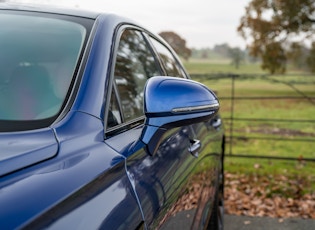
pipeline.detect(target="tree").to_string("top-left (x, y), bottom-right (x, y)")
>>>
top-left (159, 31), bottom-right (191, 60)
top-left (287, 42), bottom-right (309, 70)
top-left (229, 47), bottom-right (245, 69)
top-left (307, 42), bottom-right (315, 73)
top-left (238, 0), bottom-right (315, 74)
top-left (213, 43), bottom-right (231, 58)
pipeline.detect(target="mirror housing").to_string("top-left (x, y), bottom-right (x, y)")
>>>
top-left (140, 76), bottom-right (220, 155)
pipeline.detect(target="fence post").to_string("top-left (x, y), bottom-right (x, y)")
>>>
top-left (229, 74), bottom-right (237, 155)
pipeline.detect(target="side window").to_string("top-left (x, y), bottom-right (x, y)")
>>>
top-left (149, 37), bottom-right (186, 78)
top-left (112, 29), bottom-right (161, 123)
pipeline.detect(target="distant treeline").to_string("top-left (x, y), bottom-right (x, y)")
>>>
top-left (191, 43), bottom-right (315, 73)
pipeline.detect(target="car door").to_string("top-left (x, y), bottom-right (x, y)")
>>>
top-left (104, 27), bottom-right (223, 230)
top-left (152, 36), bottom-right (224, 229)
top-left (146, 33), bottom-right (224, 229)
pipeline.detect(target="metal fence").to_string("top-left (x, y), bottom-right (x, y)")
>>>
top-left (191, 73), bottom-right (315, 162)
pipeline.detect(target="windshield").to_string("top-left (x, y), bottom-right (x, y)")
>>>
top-left (0, 12), bottom-right (87, 129)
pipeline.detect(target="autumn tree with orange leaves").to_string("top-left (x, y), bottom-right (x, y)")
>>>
top-left (159, 31), bottom-right (192, 60)
top-left (238, 0), bottom-right (315, 73)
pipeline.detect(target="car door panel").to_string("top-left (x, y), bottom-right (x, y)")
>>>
top-left (188, 120), bottom-right (224, 229)
top-left (122, 119), bottom-right (223, 230)
top-left (25, 162), bottom-right (143, 230)
top-left (105, 26), bottom-right (224, 230)
top-left (107, 125), bottom-right (195, 229)
top-left (9, 113), bottom-right (145, 230)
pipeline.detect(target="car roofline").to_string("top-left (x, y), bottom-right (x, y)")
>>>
top-left (0, 2), bottom-right (101, 19)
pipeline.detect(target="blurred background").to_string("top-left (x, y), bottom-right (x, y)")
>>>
top-left (2, 0), bottom-right (315, 221)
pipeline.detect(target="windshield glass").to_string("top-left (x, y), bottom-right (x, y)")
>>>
top-left (0, 12), bottom-right (86, 124)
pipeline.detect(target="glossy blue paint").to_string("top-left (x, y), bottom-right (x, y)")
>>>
top-left (144, 76), bottom-right (219, 115)
top-left (0, 9), bottom-right (143, 229)
top-left (0, 112), bottom-right (132, 229)
top-left (22, 161), bottom-right (143, 230)
top-left (125, 127), bottom-right (196, 228)
top-left (141, 76), bottom-right (220, 155)
top-left (0, 4), bottom-right (224, 230)
top-left (71, 14), bottom-right (137, 120)
top-left (70, 15), bottom-right (114, 118)
top-left (0, 128), bottom-right (58, 176)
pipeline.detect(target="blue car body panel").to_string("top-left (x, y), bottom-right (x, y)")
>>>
top-left (0, 12), bottom-right (145, 228)
top-left (0, 112), bottom-right (143, 229)
top-left (0, 128), bottom-right (58, 177)
top-left (70, 14), bottom-right (116, 119)
top-left (126, 123), bottom-right (222, 229)
top-left (0, 4), bottom-right (224, 230)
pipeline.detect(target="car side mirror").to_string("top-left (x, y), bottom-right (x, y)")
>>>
top-left (140, 76), bottom-right (219, 155)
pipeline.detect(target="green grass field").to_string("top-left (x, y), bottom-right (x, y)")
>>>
top-left (184, 59), bottom-right (315, 194)
top-left (183, 58), bottom-right (308, 75)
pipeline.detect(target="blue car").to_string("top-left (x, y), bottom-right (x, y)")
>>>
top-left (0, 3), bottom-right (224, 230)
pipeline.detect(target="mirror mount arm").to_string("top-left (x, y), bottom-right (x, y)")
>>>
top-left (140, 125), bottom-right (167, 156)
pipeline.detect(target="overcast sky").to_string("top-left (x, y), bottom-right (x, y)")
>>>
top-left (11, 0), bottom-right (251, 49)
